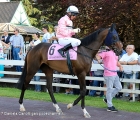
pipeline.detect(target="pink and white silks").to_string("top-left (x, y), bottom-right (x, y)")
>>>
top-left (56, 15), bottom-right (81, 47)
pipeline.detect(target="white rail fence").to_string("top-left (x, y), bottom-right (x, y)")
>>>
top-left (0, 60), bottom-right (140, 101)
top-left (3, 44), bottom-right (29, 60)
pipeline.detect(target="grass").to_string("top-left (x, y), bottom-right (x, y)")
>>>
top-left (0, 87), bottom-right (140, 113)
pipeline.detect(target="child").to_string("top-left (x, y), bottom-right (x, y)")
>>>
top-left (96, 47), bottom-right (123, 112)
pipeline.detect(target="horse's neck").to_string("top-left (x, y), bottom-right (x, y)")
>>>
top-left (79, 28), bottom-right (108, 60)
top-left (88, 40), bottom-right (104, 56)
top-left (78, 44), bottom-right (96, 60)
top-left (88, 29), bottom-right (108, 55)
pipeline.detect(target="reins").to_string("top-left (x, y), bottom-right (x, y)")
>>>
top-left (72, 45), bottom-right (124, 82)
top-left (72, 45), bottom-right (98, 60)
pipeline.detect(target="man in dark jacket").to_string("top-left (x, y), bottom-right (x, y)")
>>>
top-left (1, 30), bottom-right (10, 44)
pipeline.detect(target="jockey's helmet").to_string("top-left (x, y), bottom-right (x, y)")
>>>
top-left (66, 5), bottom-right (79, 16)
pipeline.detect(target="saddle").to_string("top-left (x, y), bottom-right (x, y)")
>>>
top-left (48, 44), bottom-right (77, 76)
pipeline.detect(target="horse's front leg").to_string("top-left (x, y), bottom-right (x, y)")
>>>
top-left (81, 97), bottom-right (91, 118)
top-left (67, 74), bottom-right (91, 118)
top-left (47, 76), bottom-right (62, 113)
top-left (43, 67), bottom-right (63, 114)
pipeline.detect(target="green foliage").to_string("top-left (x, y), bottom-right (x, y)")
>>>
top-left (11, 0), bottom-right (140, 50)
top-left (34, 0), bottom-right (140, 50)
top-left (21, 0), bottom-right (42, 27)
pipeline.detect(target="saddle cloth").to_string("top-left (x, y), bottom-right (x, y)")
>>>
top-left (48, 44), bottom-right (77, 60)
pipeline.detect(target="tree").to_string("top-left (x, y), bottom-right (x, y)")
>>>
top-left (35, 0), bottom-right (140, 49)
top-left (22, 0), bottom-right (42, 27)
top-left (11, 0), bottom-right (42, 27)
top-left (12, 0), bottom-right (140, 50)
top-left (89, 0), bottom-right (140, 48)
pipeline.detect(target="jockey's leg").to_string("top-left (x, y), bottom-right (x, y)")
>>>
top-left (58, 43), bottom-right (72, 57)
top-left (58, 38), bottom-right (81, 57)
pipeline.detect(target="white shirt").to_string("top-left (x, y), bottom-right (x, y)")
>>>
top-left (24, 39), bottom-right (41, 60)
top-left (138, 55), bottom-right (140, 63)
top-left (33, 39), bottom-right (41, 46)
top-left (50, 32), bottom-right (56, 38)
top-left (4, 35), bottom-right (8, 42)
top-left (29, 39), bottom-right (41, 47)
top-left (42, 32), bottom-right (51, 43)
top-left (119, 52), bottom-right (138, 74)
top-left (50, 32), bottom-right (58, 44)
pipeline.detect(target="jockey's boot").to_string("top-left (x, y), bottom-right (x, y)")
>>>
top-left (58, 43), bottom-right (72, 57)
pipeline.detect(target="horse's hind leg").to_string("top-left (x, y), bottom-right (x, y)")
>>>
top-left (19, 74), bottom-right (33, 111)
top-left (19, 84), bottom-right (27, 111)
top-left (41, 65), bottom-right (62, 113)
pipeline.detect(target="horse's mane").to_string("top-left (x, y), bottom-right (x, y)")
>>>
top-left (80, 28), bottom-right (105, 46)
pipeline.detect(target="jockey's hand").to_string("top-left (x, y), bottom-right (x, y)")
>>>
top-left (73, 28), bottom-right (81, 33)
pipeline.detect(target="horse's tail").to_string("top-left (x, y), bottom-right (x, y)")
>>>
top-left (16, 55), bottom-right (28, 90)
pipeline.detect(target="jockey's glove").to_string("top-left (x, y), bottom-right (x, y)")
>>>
top-left (73, 28), bottom-right (81, 33)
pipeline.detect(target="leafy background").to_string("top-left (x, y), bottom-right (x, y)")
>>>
top-left (11, 0), bottom-right (140, 52)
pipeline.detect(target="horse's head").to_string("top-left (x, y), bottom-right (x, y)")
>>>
top-left (104, 23), bottom-right (122, 56)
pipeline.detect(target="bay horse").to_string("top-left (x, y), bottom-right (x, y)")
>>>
top-left (17, 23), bottom-right (122, 118)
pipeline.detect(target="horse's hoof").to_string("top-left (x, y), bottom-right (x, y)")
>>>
top-left (67, 103), bottom-right (73, 109)
top-left (56, 108), bottom-right (63, 113)
top-left (84, 113), bottom-right (91, 118)
top-left (20, 107), bottom-right (26, 112)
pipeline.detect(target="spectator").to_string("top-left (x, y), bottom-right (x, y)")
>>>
top-left (118, 42), bottom-right (126, 59)
top-left (10, 28), bottom-right (24, 72)
top-left (116, 42), bottom-right (126, 98)
top-left (96, 47), bottom-right (123, 112)
top-left (29, 32), bottom-right (41, 92)
top-left (49, 25), bottom-right (58, 44)
top-left (136, 55), bottom-right (140, 101)
top-left (1, 30), bottom-right (10, 44)
top-left (42, 26), bottom-right (51, 43)
top-left (0, 39), bottom-right (10, 77)
top-left (119, 45), bottom-right (138, 101)
top-left (1, 31), bottom-right (11, 59)
top-left (89, 57), bottom-right (104, 97)
top-left (65, 78), bottom-right (73, 94)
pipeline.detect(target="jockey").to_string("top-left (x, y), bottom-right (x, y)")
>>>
top-left (56, 5), bottom-right (81, 57)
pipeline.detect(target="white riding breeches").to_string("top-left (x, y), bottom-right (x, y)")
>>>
top-left (58, 37), bottom-right (81, 47)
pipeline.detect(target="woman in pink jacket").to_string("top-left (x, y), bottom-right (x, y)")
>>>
top-left (56, 5), bottom-right (81, 57)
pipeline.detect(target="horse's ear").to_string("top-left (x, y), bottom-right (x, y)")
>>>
top-left (110, 23), bottom-right (116, 31)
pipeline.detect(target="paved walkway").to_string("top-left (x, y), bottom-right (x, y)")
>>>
top-left (0, 97), bottom-right (140, 120)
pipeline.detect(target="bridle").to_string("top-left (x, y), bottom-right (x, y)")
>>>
top-left (72, 28), bottom-right (122, 73)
